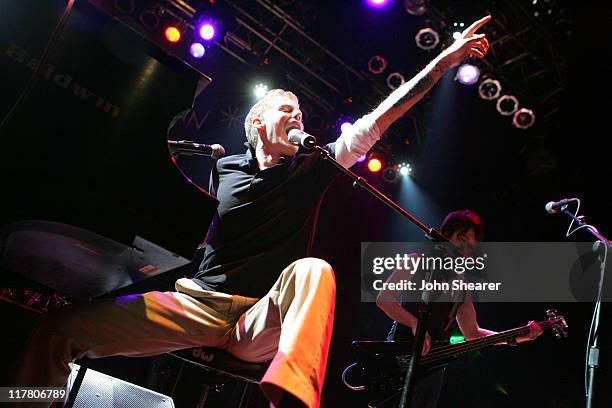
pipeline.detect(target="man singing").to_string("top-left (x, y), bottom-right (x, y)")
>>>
top-left (16, 16), bottom-right (493, 408)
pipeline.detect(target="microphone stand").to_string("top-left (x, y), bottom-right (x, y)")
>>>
top-left (559, 207), bottom-right (610, 408)
top-left (312, 145), bottom-right (449, 407)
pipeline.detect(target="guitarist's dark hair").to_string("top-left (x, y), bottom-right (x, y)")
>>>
top-left (440, 210), bottom-right (484, 241)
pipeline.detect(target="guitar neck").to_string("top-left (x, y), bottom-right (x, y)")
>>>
top-left (421, 318), bottom-right (556, 366)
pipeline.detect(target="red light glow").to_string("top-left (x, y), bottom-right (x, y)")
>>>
top-left (165, 26), bottom-right (181, 43)
top-left (368, 158), bottom-right (383, 172)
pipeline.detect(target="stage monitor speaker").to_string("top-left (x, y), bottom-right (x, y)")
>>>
top-left (67, 364), bottom-right (175, 408)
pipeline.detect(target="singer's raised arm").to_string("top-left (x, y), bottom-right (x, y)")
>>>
top-left (333, 15), bottom-right (491, 168)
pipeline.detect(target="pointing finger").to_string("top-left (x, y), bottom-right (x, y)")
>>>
top-left (466, 33), bottom-right (486, 43)
top-left (463, 15), bottom-right (492, 37)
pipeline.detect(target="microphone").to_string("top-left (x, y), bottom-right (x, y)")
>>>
top-left (168, 140), bottom-right (225, 159)
top-left (288, 128), bottom-right (317, 148)
top-left (545, 198), bottom-right (577, 214)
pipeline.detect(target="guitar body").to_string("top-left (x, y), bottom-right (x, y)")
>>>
top-left (352, 340), bottom-right (453, 406)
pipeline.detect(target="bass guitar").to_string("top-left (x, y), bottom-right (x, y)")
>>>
top-left (349, 309), bottom-right (568, 406)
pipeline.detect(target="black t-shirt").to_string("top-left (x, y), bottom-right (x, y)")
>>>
top-left (192, 144), bottom-right (338, 298)
top-left (387, 302), bottom-right (460, 344)
top-left (386, 248), bottom-right (469, 344)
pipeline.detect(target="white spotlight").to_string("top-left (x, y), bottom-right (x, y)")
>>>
top-left (398, 162), bottom-right (412, 177)
top-left (452, 31), bottom-right (462, 41)
top-left (456, 64), bottom-right (480, 85)
top-left (415, 28), bottom-right (440, 51)
top-left (478, 78), bottom-right (502, 100)
top-left (496, 95), bottom-right (519, 116)
top-left (512, 108), bottom-right (536, 129)
top-left (404, 0), bottom-right (426, 15)
top-left (382, 166), bottom-right (398, 183)
top-left (386, 72), bottom-right (406, 90)
top-left (254, 83), bottom-right (268, 99)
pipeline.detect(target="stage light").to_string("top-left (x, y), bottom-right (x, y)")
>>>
top-left (386, 72), bottom-right (405, 90)
top-left (496, 95), bottom-right (519, 116)
top-left (367, 0), bottom-right (389, 7)
top-left (478, 78), bottom-right (502, 100)
top-left (415, 28), bottom-right (440, 51)
top-left (189, 43), bottom-right (205, 58)
top-left (382, 166), bottom-right (398, 183)
top-left (199, 23), bottom-right (216, 41)
top-left (398, 162), bottom-right (412, 177)
top-left (115, 0), bottom-right (136, 14)
top-left (512, 108), bottom-right (536, 129)
top-left (367, 158), bottom-right (383, 173)
top-left (368, 55), bottom-right (388, 74)
top-left (403, 0), bottom-right (426, 15)
top-left (254, 83), bottom-right (268, 99)
top-left (139, 7), bottom-right (160, 29)
top-left (336, 115), bottom-right (354, 134)
top-left (164, 26), bottom-right (181, 43)
top-left (340, 121), bottom-right (353, 134)
top-left (452, 31), bottom-right (462, 41)
top-left (456, 64), bottom-right (480, 85)
top-left (356, 154), bottom-right (367, 163)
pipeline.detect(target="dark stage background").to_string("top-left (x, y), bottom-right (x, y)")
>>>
top-left (1, 0), bottom-right (610, 407)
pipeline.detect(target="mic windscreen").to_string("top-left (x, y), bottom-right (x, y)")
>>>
top-left (287, 128), bottom-right (304, 146)
top-left (211, 144), bottom-right (225, 159)
top-left (544, 201), bottom-right (556, 214)
top-left (288, 129), bottom-right (316, 148)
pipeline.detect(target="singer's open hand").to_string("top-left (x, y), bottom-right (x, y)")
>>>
top-left (440, 15), bottom-right (491, 68)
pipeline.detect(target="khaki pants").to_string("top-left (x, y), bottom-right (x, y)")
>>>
top-left (15, 258), bottom-right (336, 408)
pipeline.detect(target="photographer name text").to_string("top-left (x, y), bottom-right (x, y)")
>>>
top-left (373, 279), bottom-right (501, 292)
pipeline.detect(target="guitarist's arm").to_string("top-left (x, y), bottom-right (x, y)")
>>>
top-left (456, 297), bottom-right (498, 341)
top-left (456, 296), bottom-right (544, 344)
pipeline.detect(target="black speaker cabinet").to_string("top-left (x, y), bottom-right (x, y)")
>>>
top-left (67, 364), bottom-right (175, 408)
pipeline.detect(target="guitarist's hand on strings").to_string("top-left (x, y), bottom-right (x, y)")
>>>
top-left (515, 320), bottom-right (544, 344)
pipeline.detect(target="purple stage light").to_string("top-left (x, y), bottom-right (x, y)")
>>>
top-left (367, 0), bottom-right (388, 7)
top-left (199, 23), bottom-right (216, 41)
top-left (340, 121), bottom-right (353, 133)
top-left (190, 43), bottom-right (205, 58)
top-left (456, 64), bottom-right (480, 85)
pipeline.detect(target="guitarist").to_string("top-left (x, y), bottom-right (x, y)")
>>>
top-left (376, 210), bottom-right (543, 407)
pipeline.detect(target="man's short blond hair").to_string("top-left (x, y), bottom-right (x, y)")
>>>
top-left (244, 89), bottom-right (299, 149)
